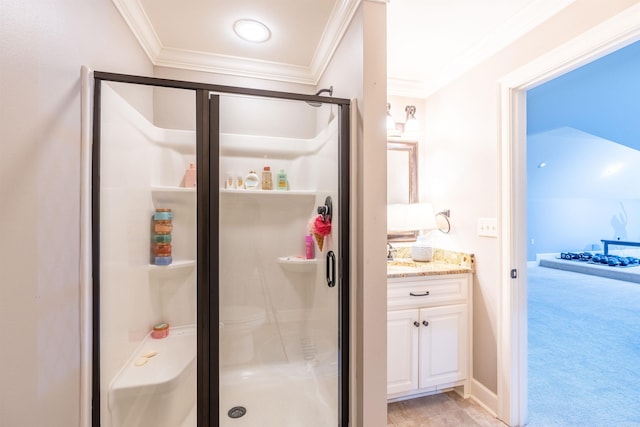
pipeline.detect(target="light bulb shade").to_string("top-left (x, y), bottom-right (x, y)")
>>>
top-left (233, 19), bottom-right (271, 43)
top-left (387, 203), bottom-right (436, 232)
top-left (402, 105), bottom-right (420, 138)
top-left (387, 103), bottom-right (400, 137)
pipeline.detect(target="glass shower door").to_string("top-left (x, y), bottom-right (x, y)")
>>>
top-left (93, 73), bottom-right (349, 427)
top-left (95, 81), bottom-right (198, 427)
top-left (215, 93), bottom-right (348, 426)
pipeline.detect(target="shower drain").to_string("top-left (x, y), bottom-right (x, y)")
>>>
top-left (228, 406), bottom-right (247, 419)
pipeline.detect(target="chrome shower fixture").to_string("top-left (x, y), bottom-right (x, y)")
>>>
top-left (306, 86), bottom-right (333, 107)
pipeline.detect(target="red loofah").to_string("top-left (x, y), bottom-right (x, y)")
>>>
top-left (313, 215), bottom-right (332, 236)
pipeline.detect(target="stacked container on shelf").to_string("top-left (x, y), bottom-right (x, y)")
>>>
top-left (153, 208), bottom-right (173, 265)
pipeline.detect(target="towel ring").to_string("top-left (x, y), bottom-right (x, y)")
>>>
top-left (436, 210), bottom-right (451, 234)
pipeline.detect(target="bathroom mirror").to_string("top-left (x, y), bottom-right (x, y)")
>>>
top-left (387, 140), bottom-right (418, 241)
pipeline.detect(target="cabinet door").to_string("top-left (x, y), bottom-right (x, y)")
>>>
top-left (419, 304), bottom-right (468, 389)
top-left (387, 309), bottom-right (419, 395)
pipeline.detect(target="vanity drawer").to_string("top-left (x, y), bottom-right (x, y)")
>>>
top-left (388, 274), bottom-right (469, 310)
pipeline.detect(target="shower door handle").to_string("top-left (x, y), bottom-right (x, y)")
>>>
top-left (326, 251), bottom-right (336, 288)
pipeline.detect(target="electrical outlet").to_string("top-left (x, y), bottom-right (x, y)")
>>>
top-left (477, 218), bottom-right (497, 238)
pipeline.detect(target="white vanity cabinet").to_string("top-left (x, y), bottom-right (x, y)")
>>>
top-left (387, 273), bottom-right (471, 401)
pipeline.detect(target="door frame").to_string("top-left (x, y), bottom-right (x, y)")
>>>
top-left (83, 71), bottom-right (351, 426)
top-left (497, 5), bottom-right (640, 426)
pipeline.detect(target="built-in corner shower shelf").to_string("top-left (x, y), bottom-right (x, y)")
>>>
top-left (220, 188), bottom-right (316, 197)
top-left (149, 260), bottom-right (196, 278)
top-left (277, 256), bottom-right (318, 272)
top-left (152, 186), bottom-right (196, 194)
top-left (151, 186), bottom-right (196, 205)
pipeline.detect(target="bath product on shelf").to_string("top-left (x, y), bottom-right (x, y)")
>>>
top-left (225, 173), bottom-right (234, 189)
top-left (154, 234), bottom-right (172, 243)
top-left (153, 219), bottom-right (173, 235)
top-left (305, 235), bottom-right (315, 259)
top-left (154, 256), bottom-right (173, 265)
top-left (151, 322), bottom-right (169, 339)
top-left (261, 166), bottom-right (273, 190)
top-left (245, 171), bottom-right (259, 189)
top-left (182, 163), bottom-right (197, 188)
top-left (152, 208), bottom-right (173, 265)
top-left (153, 243), bottom-right (172, 257)
top-left (276, 169), bottom-right (289, 190)
top-left (153, 209), bottom-right (173, 235)
top-left (236, 174), bottom-right (244, 189)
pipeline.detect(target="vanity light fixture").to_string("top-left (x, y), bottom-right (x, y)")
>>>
top-left (402, 105), bottom-right (419, 138)
top-left (387, 103), bottom-right (400, 137)
top-left (233, 19), bottom-right (271, 43)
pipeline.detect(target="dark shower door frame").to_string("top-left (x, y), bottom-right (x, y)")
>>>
top-left (91, 71), bottom-right (351, 427)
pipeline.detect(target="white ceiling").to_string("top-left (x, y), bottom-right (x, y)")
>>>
top-left (113, 0), bottom-right (575, 97)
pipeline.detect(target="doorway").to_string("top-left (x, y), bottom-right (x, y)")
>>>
top-left (525, 39), bottom-right (640, 425)
top-left (497, 7), bottom-right (640, 426)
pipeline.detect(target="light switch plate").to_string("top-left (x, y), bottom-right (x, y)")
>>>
top-left (477, 218), bottom-right (497, 237)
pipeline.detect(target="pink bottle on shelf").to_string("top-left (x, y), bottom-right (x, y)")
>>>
top-left (305, 235), bottom-right (315, 259)
top-left (183, 163), bottom-right (197, 188)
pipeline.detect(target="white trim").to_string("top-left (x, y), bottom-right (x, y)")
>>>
top-left (498, 4), bottom-right (640, 426)
top-left (154, 47), bottom-right (316, 85)
top-left (470, 378), bottom-right (498, 418)
top-left (79, 66), bottom-right (93, 427)
top-left (112, 0), bottom-right (361, 86)
top-left (388, 0), bottom-right (576, 98)
top-left (111, 0), bottom-right (162, 60)
top-left (387, 77), bottom-right (430, 98)
top-left (310, 0), bottom-right (362, 82)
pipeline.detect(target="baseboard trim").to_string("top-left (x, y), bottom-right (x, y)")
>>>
top-left (470, 378), bottom-right (498, 417)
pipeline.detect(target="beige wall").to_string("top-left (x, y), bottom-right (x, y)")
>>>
top-left (0, 0), bottom-right (152, 425)
top-left (319, 1), bottom-right (388, 425)
top-left (421, 0), bottom-right (640, 395)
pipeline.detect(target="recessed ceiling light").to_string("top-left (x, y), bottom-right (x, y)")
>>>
top-left (233, 19), bottom-right (271, 43)
top-left (537, 162), bottom-right (547, 168)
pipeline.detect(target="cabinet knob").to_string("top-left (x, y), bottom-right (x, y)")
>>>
top-left (422, 320), bottom-right (429, 327)
top-left (413, 321), bottom-right (420, 327)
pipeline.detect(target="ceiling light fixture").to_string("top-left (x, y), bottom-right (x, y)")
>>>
top-left (233, 19), bottom-right (271, 43)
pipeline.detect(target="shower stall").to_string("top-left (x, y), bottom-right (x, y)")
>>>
top-left (91, 72), bottom-right (350, 426)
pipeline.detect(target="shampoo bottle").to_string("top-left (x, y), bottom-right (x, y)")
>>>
top-left (276, 169), bottom-right (289, 190)
top-left (245, 171), bottom-right (259, 189)
top-left (262, 166), bottom-right (273, 190)
top-left (305, 235), bottom-right (315, 259)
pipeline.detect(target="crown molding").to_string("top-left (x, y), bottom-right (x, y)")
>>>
top-left (310, 0), bottom-right (362, 81)
top-left (114, 0), bottom-right (360, 86)
top-left (440, 0), bottom-right (576, 87)
top-left (155, 47), bottom-right (316, 85)
top-left (388, 0), bottom-right (576, 99)
top-left (387, 77), bottom-right (430, 98)
top-left (112, 0), bottom-right (162, 60)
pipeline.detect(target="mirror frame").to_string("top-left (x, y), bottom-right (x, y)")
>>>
top-left (387, 139), bottom-right (418, 241)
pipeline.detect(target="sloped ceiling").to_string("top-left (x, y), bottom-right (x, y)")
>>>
top-left (528, 127), bottom-right (640, 199)
top-left (113, 0), bottom-right (575, 96)
top-left (527, 40), bottom-right (640, 152)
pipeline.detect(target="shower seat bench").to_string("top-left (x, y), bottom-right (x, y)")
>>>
top-left (601, 239), bottom-right (640, 256)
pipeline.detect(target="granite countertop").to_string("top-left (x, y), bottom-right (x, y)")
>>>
top-left (387, 247), bottom-right (475, 278)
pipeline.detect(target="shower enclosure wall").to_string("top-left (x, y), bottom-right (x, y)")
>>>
top-left (91, 72), bottom-right (350, 427)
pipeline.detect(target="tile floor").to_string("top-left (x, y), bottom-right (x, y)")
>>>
top-left (387, 391), bottom-right (506, 427)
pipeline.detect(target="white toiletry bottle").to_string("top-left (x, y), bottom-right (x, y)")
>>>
top-left (245, 171), bottom-right (259, 189)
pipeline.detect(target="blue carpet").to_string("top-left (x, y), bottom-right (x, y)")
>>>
top-left (528, 265), bottom-right (640, 427)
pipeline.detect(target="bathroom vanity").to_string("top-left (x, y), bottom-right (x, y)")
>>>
top-left (386, 249), bottom-right (474, 402)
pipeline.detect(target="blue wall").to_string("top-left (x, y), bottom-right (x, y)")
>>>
top-left (527, 41), bottom-right (640, 260)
